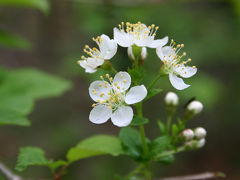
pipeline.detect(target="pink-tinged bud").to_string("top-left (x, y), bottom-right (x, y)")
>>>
top-left (187, 101), bottom-right (203, 114)
top-left (182, 129), bottom-right (194, 141)
top-left (194, 127), bottom-right (207, 139)
top-left (165, 92), bottom-right (178, 106)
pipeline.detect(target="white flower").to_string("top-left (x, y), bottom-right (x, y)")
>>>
top-left (182, 129), bottom-right (194, 141)
top-left (194, 127), bottom-right (207, 139)
top-left (156, 40), bottom-right (197, 90)
top-left (114, 22), bottom-right (168, 48)
top-left (78, 34), bottom-right (117, 73)
top-left (89, 72), bottom-right (147, 127)
top-left (165, 92), bottom-right (178, 106)
top-left (187, 101), bottom-right (203, 114)
top-left (127, 46), bottom-right (147, 60)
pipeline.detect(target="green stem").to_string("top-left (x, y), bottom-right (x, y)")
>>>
top-left (147, 73), bottom-right (165, 90)
top-left (125, 164), bottom-right (144, 179)
top-left (154, 146), bottom-right (186, 160)
top-left (166, 114), bottom-right (172, 135)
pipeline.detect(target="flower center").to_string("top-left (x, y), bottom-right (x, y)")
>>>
top-left (118, 21), bottom-right (159, 41)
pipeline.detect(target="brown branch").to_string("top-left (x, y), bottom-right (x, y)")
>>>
top-left (0, 162), bottom-right (23, 180)
top-left (158, 172), bottom-right (226, 180)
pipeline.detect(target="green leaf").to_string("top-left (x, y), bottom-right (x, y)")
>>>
top-left (48, 160), bottom-right (67, 170)
top-left (0, 68), bottom-right (72, 99)
top-left (145, 88), bottom-right (162, 100)
top-left (130, 116), bottom-right (149, 126)
top-left (157, 154), bottom-right (174, 165)
top-left (157, 120), bottom-right (167, 135)
top-left (0, 0), bottom-right (50, 14)
top-left (119, 127), bottom-right (143, 160)
top-left (67, 135), bottom-right (124, 162)
top-left (16, 147), bottom-right (49, 171)
top-left (172, 124), bottom-right (179, 136)
top-left (0, 108), bottom-right (30, 126)
top-left (0, 30), bottom-right (32, 50)
top-left (150, 136), bottom-right (171, 157)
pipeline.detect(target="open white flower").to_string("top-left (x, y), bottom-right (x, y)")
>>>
top-left (114, 22), bottom-right (168, 48)
top-left (78, 34), bottom-right (117, 73)
top-left (89, 72), bottom-right (147, 127)
top-left (156, 40), bottom-right (197, 90)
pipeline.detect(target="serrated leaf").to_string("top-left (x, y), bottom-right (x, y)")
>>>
top-left (0, 30), bottom-right (32, 50)
top-left (119, 127), bottom-right (143, 160)
top-left (67, 135), bottom-right (124, 162)
top-left (0, 0), bottom-right (50, 14)
top-left (130, 116), bottom-right (149, 126)
top-left (150, 136), bottom-right (171, 157)
top-left (16, 147), bottom-right (49, 171)
top-left (0, 109), bottom-right (30, 126)
top-left (145, 88), bottom-right (162, 100)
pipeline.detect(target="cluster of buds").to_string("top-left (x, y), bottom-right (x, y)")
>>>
top-left (182, 127), bottom-right (207, 149)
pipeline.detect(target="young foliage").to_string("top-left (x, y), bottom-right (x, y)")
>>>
top-left (130, 116), bottom-right (149, 126)
top-left (67, 135), bottom-right (124, 162)
top-left (119, 127), bottom-right (143, 161)
top-left (145, 88), bottom-right (162, 100)
top-left (0, 68), bottom-right (71, 126)
top-left (16, 147), bottom-right (50, 172)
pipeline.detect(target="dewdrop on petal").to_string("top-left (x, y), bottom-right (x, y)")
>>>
top-left (187, 101), bottom-right (203, 114)
top-left (194, 127), bottom-right (207, 139)
top-left (165, 92), bottom-right (178, 106)
top-left (182, 129), bottom-right (194, 141)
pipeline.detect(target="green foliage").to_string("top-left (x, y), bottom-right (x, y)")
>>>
top-left (0, 30), bottom-right (32, 50)
top-left (16, 147), bottom-right (50, 171)
top-left (119, 127), bottom-right (143, 161)
top-left (150, 136), bottom-right (171, 157)
top-left (145, 88), bottom-right (162, 100)
top-left (67, 135), bottom-right (124, 162)
top-left (130, 116), bottom-right (149, 126)
top-left (0, 0), bottom-right (50, 14)
top-left (157, 120), bottom-right (167, 135)
top-left (128, 67), bottom-right (143, 85)
top-left (157, 155), bottom-right (175, 165)
top-left (0, 68), bottom-right (71, 126)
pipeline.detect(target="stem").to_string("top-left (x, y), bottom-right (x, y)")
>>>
top-left (125, 164), bottom-right (144, 179)
top-left (154, 146), bottom-right (186, 160)
top-left (147, 73), bottom-right (165, 90)
top-left (166, 114), bottom-right (172, 135)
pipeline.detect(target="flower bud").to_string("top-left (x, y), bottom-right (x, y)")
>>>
top-left (194, 127), bottom-right (207, 139)
top-left (187, 101), bottom-right (203, 114)
top-left (182, 129), bottom-right (194, 141)
top-left (165, 92), bottom-right (178, 106)
top-left (127, 46), bottom-right (147, 61)
top-left (197, 138), bottom-right (206, 148)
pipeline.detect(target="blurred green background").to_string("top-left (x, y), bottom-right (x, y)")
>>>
top-left (0, 0), bottom-right (240, 179)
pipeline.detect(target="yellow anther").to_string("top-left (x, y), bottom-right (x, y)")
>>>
top-left (192, 66), bottom-right (196, 68)
top-left (155, 26), bottom-right (159, 30)
top-left (114, 82), bottom-right (118, 86)
top-left (94, 92), bottom-right (97, 95)
top-left (117, 86), bottom-right (120, 89)
top-left (151, 24), bottom-right (155, 28)
top-left (188, 58), bottom-right (192, 62)
top-left (99, 83), bottom-right (102, 87)
top-left (106, 74), bottom-right (109, 78)
top-left (92, 103), bottom-right (96, 107)
top-left (100, 76), bottom-right (103, 80)
top-left (181, 44), bottom-right (184, 47)
top-left (85, 45), bottom-right (89, 49)
top-left (177, 44), bottom-right (181, 48)
top-left (183, 52), bottom-right (187, 56)
top-left (123, 80), bottom-right (126, 84)
top-left (97, 100), bottom-right (100, 103)
top-left (77, 61), bottom-right (81, 64)
top-left (81, 56), bottom-right (85, 59)
top-left (108, 106), bottom-right (112, 110)
top-left (109, 77), bottom-right (113, 81)
top-left (104, 81), bottom-right (108, 85)
top-left (100, 93), bottom-right (105, 97)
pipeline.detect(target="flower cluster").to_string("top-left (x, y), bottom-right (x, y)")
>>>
top-left (78, 21), bottom-right (198, 127)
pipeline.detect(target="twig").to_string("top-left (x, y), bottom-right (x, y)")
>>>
top-left (0, 162), bottom-right (22, 180)
top-left (158, 171), bottom-right (226, 180)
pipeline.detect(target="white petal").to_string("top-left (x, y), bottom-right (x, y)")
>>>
top-left (99, 34), bottom-right (118, 59)
top-left (79, 61), bottom-right (97, 73)
top-left (113, 71), bottom-right (131, 92)
top-left (89, 104), bottom-right (112, 124)
top-left (113, 28), bottom-right (131, 47)
top-left (175, 66), bottom-right (197, 78)
top-left (89, 80), bottom-right (111, 102)
top-left (141, 47), bottom-right (147, 59)
top-left (111, 106), bottom-right (133, 127)
top-left (156, 46), bottom-right (176, 61)
top-left (127, 46), bottom-right (135, 60)
top-left (148, 36), bottom-right (168, 48)
top-left (125, 85), bottom-right (147, 104)
top-left (169, 73), bottom-right (190, 90)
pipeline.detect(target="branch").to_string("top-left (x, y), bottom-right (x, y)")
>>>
top-left (158, 172), bottom-right (226, 180)
top-left (0, 162), bottom-right (23, 180)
